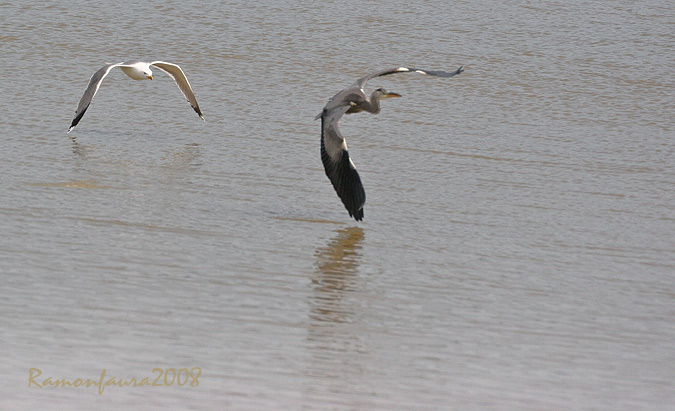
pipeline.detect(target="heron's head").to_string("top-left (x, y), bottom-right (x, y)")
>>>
top-left (145, 68), bottom-right (153, 80)
top-left (374, 87), bottom-right (402, 99)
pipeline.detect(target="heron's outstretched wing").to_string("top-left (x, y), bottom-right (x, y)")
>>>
top-left (320, 106), bottom-right (366, 221)
top-left (150, 61), bottom-right (204, 120)
top-left (354, 66), bottom-right (464, 91)
top-left (68, 62), bottom-right (124, 132)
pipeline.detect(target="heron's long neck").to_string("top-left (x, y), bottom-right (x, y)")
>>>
top-left (364, 91), bottom-right (382, 114)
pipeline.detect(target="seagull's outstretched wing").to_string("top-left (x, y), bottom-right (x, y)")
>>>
top-left (320, 105), bottom-right (366, 221)
top-left (68, 62), bottom-right (124, 133)
top-left (150, 61), bottom-right (204, 120)
top-left (354, 65), bottom-right (464, 91)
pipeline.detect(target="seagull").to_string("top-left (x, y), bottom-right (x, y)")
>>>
top-left (316, 66), bottom-right (464, 221)
top-left (68, 60), bottom-right (204, 133)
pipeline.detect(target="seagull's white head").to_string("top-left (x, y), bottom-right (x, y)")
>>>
top-left (139, 62), bottom-right (153, 80)
top-left (124, 62), bottom-right (153, 80)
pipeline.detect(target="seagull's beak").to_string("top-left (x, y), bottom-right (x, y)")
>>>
top-left (385, 92), bottom-right (402, 98)
top-left (148, 75), bottom-right (153, 80)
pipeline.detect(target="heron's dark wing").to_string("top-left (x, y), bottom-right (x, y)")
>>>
top-left (150, 61), bottom-right (204, 120)
top-left (320, 106), bottom-right (366, 221)
top-left (68, 62), bottom-right (124, 132)
top-left (354, 66), bottom-right (464, 91)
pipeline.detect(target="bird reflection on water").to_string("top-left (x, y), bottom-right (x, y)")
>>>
top-left (303, 227), bottom-right (370, 402)
top-left (310, 226), bottom-right (365, 324)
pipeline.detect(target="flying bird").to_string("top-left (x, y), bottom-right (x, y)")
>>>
top-left (68, 60), bottom-right (204, 132)
top-left (316, 66), bottom-right (464, 221)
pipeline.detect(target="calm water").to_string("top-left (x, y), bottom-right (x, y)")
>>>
top-left (1, 1), bottom-right (674, 409)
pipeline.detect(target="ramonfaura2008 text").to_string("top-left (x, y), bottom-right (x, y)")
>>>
top-left (28, 367), bottom-right (201, 395)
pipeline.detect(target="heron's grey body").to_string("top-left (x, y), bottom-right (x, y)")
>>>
top-left (318, 66), bottom-right (464, 221)
top-left (68, 60), bottom-right (204, 133)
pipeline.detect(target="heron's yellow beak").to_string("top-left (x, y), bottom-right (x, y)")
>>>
top-left (148, 75), bottom-right (153, 80)
top-left (385, 92), bottom-right (402, 98)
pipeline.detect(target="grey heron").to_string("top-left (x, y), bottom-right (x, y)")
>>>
top-left (68, 60), bottom-right (204, 133)
top-left (316, 66), bottom-right (464, 221)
